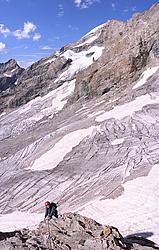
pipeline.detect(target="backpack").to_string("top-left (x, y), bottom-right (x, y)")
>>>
top-left (51, 202), bottom-right (57, 208)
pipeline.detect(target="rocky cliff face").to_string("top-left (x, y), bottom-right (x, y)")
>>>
top-left (0, 59), bottom-right (24, 112)
top-left (1, 4), bottom-right (159, 114)
top-left (0, 213), bottom-right (158, 250)
top-left (0, 3), bottom-right (159, 247)
top-left (0, 59), bottom-right (24, 92)
top-left (74, 3), bottom-right (159, 100)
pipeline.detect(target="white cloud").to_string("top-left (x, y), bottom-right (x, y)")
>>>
top-left (36, 52), bottom-right (50, 55)
top-left (74, 0), bottom-right (81, 7)
top-left (112, 2), bottom-right (116, 9)
top-left (68, 24), bottom-right (79, 31)
top-left (33, 33), bottom-right (41, 41)
top-left (123, 6), bottom-right (136, 13)
top-left (13, 21), bottom-right (36, 39)
top-left (13, 45), bottom-right (28, 49)
top-left (54, 36), bottom-right (60, 40)
top-left (40, 45), bottom-right (52, 50)
top-left (58, 4), bottom-right (64, 16)
top-left (0, 22), bottom-right (41, 41)
top-left (0, 42), bottom-right (6, 53)
top-left (16, 54), bottom-right (39, 58)
top-left (123, 9), bottom-right (129, 13)
top-left (132, 6), bottom-right (137, 12)
top-left (74, 0), bottom-right (100, 9)
top-left (0, 24), bottom-right (10, 37)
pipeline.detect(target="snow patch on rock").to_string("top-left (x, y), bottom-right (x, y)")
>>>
top-left (56, 46), bottom-right (104, 82)
top-left (0, 112), bottom-right (6, 118)
top-left (29, 126), bottom-right (97, 171)
top-left (3, 73), bottom-right (12, 77)
top-left (74, 35), bottom-right (98, 47)
top-left (84, 23), bottom-right (105, 37)
top-left (111, 138), bottom-right (125, 145)
top-left (19, 80), bottom-right (76, 118)
top-left (96, 93), bottom-right (159, 122)
top-left (44, 58), bottom-right (56, 64)
top-left (133, 66), bottom-right (159, 89)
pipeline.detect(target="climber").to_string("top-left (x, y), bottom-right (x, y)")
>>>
top-left (44, 201), bottom-right (58, 220)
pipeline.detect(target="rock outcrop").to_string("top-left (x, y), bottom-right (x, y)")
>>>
top-left (0, 59), bottom-right (24, 113)
top-left (0, 3), bottom-right (159, 246)
top-left (1, 4), bottom-right (159, 113)
top-left (0, 213), bottom-right (158, 250)
top-left (0, 59), bottom-right (24, 92)
top-left (74, 3), bottom-right (159, 100)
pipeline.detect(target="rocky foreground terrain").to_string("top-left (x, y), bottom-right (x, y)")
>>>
top-left (0, 2), bottom-right (159, 249)
top-left (0, 213), bottom-right (159, 250)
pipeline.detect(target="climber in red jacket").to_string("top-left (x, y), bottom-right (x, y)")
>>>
top-left (44, 201), bottom-right (58, 220)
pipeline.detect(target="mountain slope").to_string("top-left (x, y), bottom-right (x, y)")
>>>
top-left (1, 4), bottom-right (159, 113)
top-left (0, 59), bottom-right (24, 92)
top-left (0, 2), bottom-right (159, 246)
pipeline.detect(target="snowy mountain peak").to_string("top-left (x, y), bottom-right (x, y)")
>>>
top-left (0, 59), bottom-right (24, 95)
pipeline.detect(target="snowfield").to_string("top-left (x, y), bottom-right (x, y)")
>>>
top-left (56, 46), bottom-right (104, 82)
top-left (78, 163), bottom-right (159, 244)
top-left (74, 34), bottom-right (99, 47)
top-left (0, 211), bottom-right (43, 232)
top-left (133, 66), bottom-right (159, 89)
top-left (29, 126), bottom-right (96, 171)
top-left (19, 79), bottom-right (76, 117)
top-left (96, 93), bottom-right (159, 122)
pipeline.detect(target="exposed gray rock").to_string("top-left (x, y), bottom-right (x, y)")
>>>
top-left (0, 3), bottom-right (159, 247)
top-left (1, 4), bottom-right (159, 113)
top-left (0, 59), bottom-right (24, 92)
top-left (0, 213), bottom-right (158, 250)
top-left (74, 4), bottom-right (159, 101)
top-left (0, 53), bottom-right (72, 113)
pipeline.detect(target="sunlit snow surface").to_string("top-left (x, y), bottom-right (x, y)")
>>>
top-left (96, 93), bottom-right (159, 122)
top-left (3, 73), bottom-right (12, 77)
top-left (111, 138), bottom-right (125, 145)
top-left (84, 23), bottom-right (105, 36)
top-left (0, 211), bottom-right (43, 232)
top-left (0, 112), bottom-right (6, 118)
top-left (74, 35), bottom-right (98, 47)
top-left (19, 79), bottom-right (76, 119)
top-left (78, 164), bottom-right (159, 244)
top-left (29, 126), bottom-right (96, 171)
top-left (44, 58), bottom-right (56, 64)
top-left (56, 46), bottom-right (104, 82)
top-left (133, 66), bottom-right (159, 89)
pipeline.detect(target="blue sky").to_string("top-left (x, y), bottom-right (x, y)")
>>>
top-left (0, 0), bottom-right (158, 68)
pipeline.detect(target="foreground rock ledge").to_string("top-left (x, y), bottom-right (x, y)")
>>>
top-left (0, 213), bottom-right (158, 250)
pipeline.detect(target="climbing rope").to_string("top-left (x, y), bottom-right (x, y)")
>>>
top-left (47, 219), bottom-right (53, 250)
top-left (46, 219), bottom-right (63, 250)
